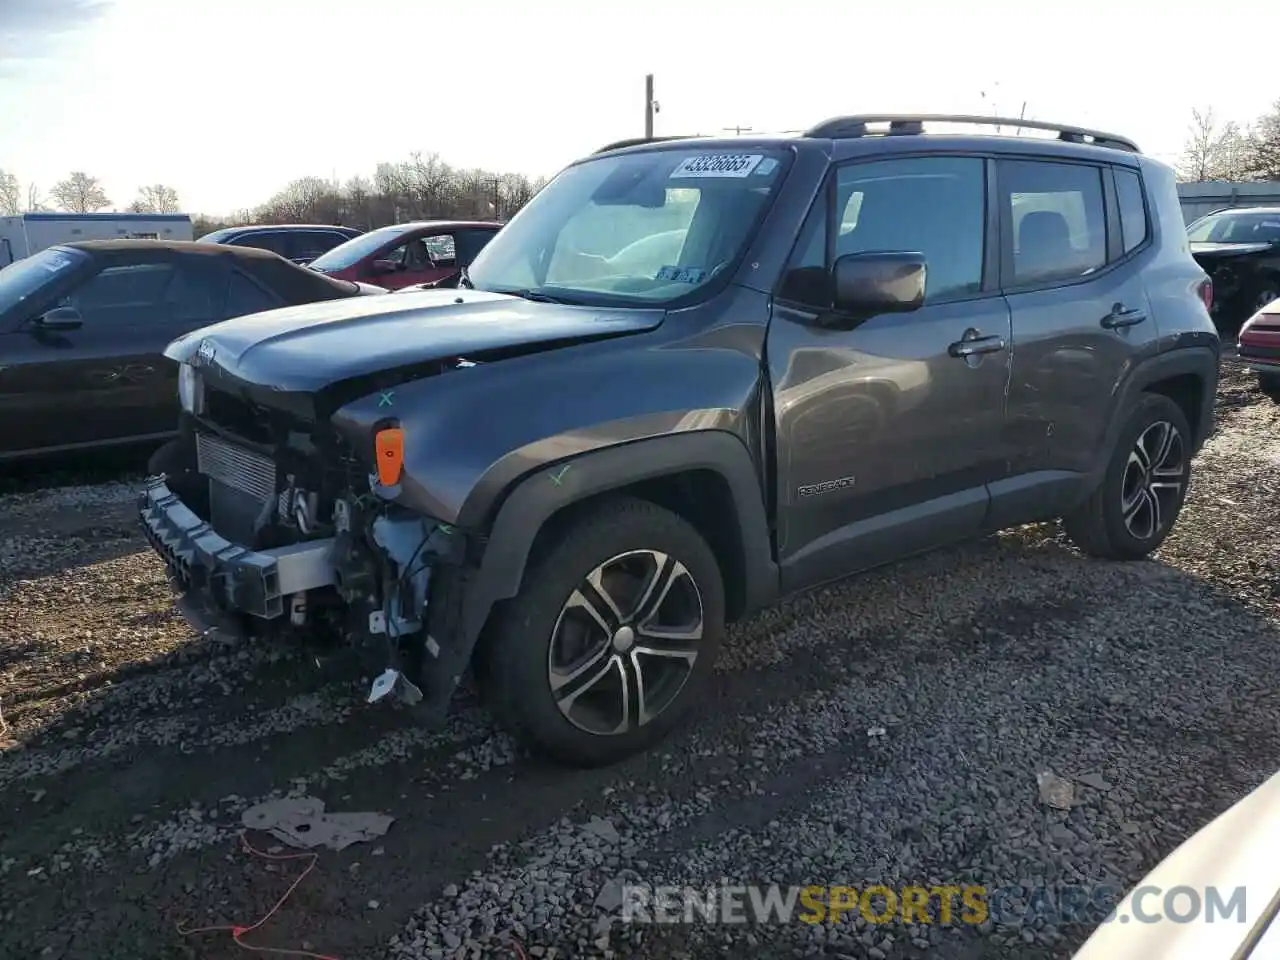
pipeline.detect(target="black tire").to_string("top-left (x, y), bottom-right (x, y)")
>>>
top-left (1062, 393), bottom-right (1193, 561)
top-left (1259, 373), bottom-right (1280, 403)
top-left (478, 496), bottom-right (725, 767)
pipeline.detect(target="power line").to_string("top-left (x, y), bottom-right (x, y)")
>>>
top-left (723, 125), bottom-right (753, 135)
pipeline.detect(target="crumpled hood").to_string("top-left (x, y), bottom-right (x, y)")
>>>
top-left (164, 288), bottom-right (664, 394)
top-left (1190, 241), bottom-right (1275, 258)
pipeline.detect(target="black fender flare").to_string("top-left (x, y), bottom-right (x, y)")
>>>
top-left (1090, 345), bottom-right (1219, 485)
top-left (457, 430), bottom-right (779, 650)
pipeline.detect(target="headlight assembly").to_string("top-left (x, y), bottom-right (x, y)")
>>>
top-left (177, 363), bottom-right (203, 415)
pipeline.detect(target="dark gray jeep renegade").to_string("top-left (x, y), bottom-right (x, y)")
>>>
top-left (140, 114), bottom-right (1220, 767)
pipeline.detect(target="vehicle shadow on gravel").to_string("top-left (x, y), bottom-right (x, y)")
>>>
top-left (4, 527), bottom-right (1279, 960)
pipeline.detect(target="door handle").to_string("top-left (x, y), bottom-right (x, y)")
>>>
top-left (948, 334), bottom-right (1006, 358)
top-left (1101, 303), bottom-right (1147, 329)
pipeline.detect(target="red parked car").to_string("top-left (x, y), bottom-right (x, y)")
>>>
top-left (1237, 297), bottom-right (1280, 400)
top-left (305, 220), bottom-right (502, 290)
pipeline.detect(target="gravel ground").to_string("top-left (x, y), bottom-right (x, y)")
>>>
top-left (2, 357), bottom-right (1279, 960)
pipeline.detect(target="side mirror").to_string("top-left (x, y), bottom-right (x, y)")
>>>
top-left (34, 306), bottom-right (83, 331)
top-left (832, 252), bottom-right (927, 315)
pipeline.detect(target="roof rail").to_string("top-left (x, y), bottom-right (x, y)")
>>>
top-left (593, 135), bottom-right (696, 154)
top-left (803, 114), bottom-right (1140, 153)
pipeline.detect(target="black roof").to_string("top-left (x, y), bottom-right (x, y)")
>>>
top-left (59, 239), bottom-right (361, 302)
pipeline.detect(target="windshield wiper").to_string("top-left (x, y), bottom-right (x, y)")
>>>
top-left (493, 287), bottom-right (582, 305)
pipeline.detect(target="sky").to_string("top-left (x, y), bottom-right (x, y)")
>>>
top-left (0, 0), bottom-right (1276, 216)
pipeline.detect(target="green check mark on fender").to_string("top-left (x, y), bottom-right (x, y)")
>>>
top-left (549, 465), bottom-right (571, 486)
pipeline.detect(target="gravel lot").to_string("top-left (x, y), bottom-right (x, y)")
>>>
top-left (2, 355), bottom-right (1278, 960)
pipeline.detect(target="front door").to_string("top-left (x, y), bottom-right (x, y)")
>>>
top-left (0, 256), bottom-right (225, 455)
top-left (767, 154), bottom-right (1012, 592)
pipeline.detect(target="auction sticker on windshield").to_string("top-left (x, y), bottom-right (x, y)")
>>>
top-left (670, 154), bottom-right (764, 178)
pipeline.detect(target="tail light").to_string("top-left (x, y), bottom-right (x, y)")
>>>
top-left (1197, 277), bottom-right (1213, 312)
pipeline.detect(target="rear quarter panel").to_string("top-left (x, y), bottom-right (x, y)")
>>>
top-left (1139, 158), bottom-right (1217, 354)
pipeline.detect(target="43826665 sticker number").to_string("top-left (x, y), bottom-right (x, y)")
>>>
top-left (669, 154), bottom-right (764, 179)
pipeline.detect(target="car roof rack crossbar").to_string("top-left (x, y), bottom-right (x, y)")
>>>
top-left (593, 135), bottom-right (697, 154)
top-left (803, 114), bottom-right (1140, 153)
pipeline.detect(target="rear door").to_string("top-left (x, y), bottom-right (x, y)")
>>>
top-left (994, 156), bottom-right (1154, 522)
top-left (0, 255), bottom-right (226, 453)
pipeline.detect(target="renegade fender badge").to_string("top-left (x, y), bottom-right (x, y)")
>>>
top-left (195, 339), bottom-right (216, 366)
top-left (798, 476), bottom-right (855, 498)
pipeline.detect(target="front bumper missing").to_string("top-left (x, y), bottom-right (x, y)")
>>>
top-left (138, 476), bottom-right (336, 620)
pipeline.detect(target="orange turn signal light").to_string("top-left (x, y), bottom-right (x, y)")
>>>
top-left (375, 427), bottom-right (405, 487)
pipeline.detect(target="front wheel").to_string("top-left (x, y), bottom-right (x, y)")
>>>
top-left (1062, 393), bottom-right (1192, 560)
top-left (478, 497), bottom-right (725, 767)
top-left (1258, 372), bottom-right (1280, 403)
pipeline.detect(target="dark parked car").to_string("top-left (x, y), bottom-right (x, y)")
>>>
top-left (141, 115), bottom-right (1218, 768)
top-left (0, 240), bottom-right (383, 461)
top-left (1188, 206), bottom-right (1280, 323)
top-left (197, 224), bottom-right (363, 265)
top-left (305, 220), bottom-right (502, 290)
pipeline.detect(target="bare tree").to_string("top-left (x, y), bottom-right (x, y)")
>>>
top-left (189, 151), bottom-right (548, 233)
top-left (26, 182), bottom-right (45, 212)
top-left (50, 171), bottom-right (111, 212)
top-left (128, 183), bottom-right (181, 214)
top-left (1248, 98), bottom-right (1280, 181)
top-left (0, 170), bottom-right (19, 216)
top-left (1179, 108), bottom-right (1254, 182)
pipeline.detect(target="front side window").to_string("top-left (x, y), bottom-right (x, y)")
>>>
top-left (1000, 160), bottom-right (1106, 285)
top-left (225, 271), bottom-right (282, 317)
top-left (0, 246), bottom-right (90, 316)
top-left (467, 147), bottom-right (790, 305)
top-left (778, 156), bottom-right (986, 308)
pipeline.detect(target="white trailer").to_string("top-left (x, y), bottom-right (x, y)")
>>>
top-left (0, 212), bottom-right (194, 266)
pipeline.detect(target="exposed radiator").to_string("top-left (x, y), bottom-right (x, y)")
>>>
top-left (195, 432), bottom-right (277, 543)
top-left (196, 432), bottom-right (276, 504)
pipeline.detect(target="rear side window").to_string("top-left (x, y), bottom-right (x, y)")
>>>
top-left (1000, 160), bottom-right (1106, 286)
top-left (225, 271), bottom-right (282, 317)
top-left (289, 231), bottom-right (345, 262)
top-left (1114, 168), bottom-right (1149, 254)
top-left (231, 232), bottom-right (287, 256)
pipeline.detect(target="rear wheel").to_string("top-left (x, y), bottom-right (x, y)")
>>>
top-left (1062, 393), bottom-right (1192, 560)
top-left (478, 497), bottom-right (725, 767)
top-left (1251, 281), bottom-right (1280, 316)
top-left (1258, 372), bottom-right (1280, 403)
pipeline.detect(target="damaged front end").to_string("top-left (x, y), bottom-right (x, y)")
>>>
top-left (139, 384), bottom-right (474, 720)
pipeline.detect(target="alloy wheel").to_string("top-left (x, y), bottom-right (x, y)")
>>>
top-left (1120, 420), bottom-right (1185, 541)
top-left (547, 549), bottom-right (704, 736)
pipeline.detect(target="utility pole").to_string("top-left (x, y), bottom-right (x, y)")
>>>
top-left (723, 125), bottom-right (753, 135)
top-left (644, 74), bottom-right (656, 138)
top-left (482, 177), bottom-right (500, 220)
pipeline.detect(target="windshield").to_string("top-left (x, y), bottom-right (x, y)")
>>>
top-left (1188, 212), bottom-right (1280, 244)
top-left (0, 246), bottom-right (89, 312)
top-left (197, 229), bottom-right (233, 243)
top-left (466, 147), bottom-right (790, 305)
top-left (309, 224), bottom-right (409, 271)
